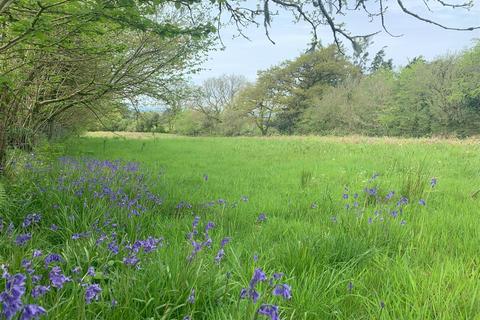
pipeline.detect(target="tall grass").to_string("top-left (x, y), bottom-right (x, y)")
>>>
top-left (1, 135), bottom-right (479, 319)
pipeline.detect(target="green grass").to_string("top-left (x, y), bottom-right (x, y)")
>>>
top-left (2, 135), bottom-right (480, 319)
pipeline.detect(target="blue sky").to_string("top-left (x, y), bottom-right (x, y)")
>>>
top-left (192, 1), bottom-right (480, 83)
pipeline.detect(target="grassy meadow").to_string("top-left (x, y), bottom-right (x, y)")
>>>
top-left (2, 134), bottom-right (480, 319)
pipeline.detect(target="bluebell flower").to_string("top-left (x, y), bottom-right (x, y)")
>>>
top-left (21, 259), bottom-right (34, 274)
top-left (385, 191), bottom-right (395, 200)
top-left (123, 255), bottom-right (139, 267)
top-left (87, 267), bottom-right (95, 277)
top-left (44, 254), bottom-right (63, 267)
top-left (419, 199), bottom-right (426, 206)
top-left (108, 241), bottom-right (119, 255)
top-left (49, 266), bottom-right (70, 289)
top-left (1, 273), bottom-right (27, 319)
top-left (272, 284), bottom-right (292, 300)
top-left (257, 304), bottom-right (279, 320)
top-left (32, 250), bottom-right (42, 258)
top-left (31, 285), bottom-right (50, 299)
top-left (20, 304), bottom-right (46, 320)
top-left (397, 196), bottom-right (408, 206)
top-left (272, 273), bottom-right (284, 280)
top-left (249, 268), bottom-right (267, 287)
top-left (187, 288), bottom-right (195, 304)
top-left (192, 216), bottom-right (200, 229)
top-left (15, 234), bottom-right (32, 246)
top-left (85, 284), bottom-right (102, 304)
top-left (430, 177), bottom-right (437, 188)
top-left (21, 214), bottom-right (42, 228)
top-left (220, 237), bottom-right (231, 248)
top-left (205, 221), bottom-right (215, 232)
top-left (214, 248), bottom-right (225, 264)
top-left (31, 275), bottom-right (42, 284)
top-left (257, 213), bottom-right (267, 223)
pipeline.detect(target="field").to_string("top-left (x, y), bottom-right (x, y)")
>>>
top-left (2, 134), bottom-right (480, 319)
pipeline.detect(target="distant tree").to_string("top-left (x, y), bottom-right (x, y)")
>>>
top-left (234, 81), bottom-right (281, 136)
top-left (193, 74), bottom-right (248, 126)
top-left (257, 45), bottom-right (361, 133)
top-left (370, 48), bottom-right (393, 73)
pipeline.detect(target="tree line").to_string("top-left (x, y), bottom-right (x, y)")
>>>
top-left (103, 43), bottom-right (480, 138)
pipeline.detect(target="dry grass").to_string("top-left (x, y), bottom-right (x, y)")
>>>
top-left (86, 131), bottom-right (480, 145)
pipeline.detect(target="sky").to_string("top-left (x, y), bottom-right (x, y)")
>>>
top-left (191, 0), bottom-right (480, 83)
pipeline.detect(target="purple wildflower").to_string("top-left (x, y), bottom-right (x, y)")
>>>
top-left (205, 221), bottom-right (215, 232)
top-left (240, 288), bottom-right (260, 303)
top-left (214, 248), bottom-right (225, 264)
top-left (385, 191), bottom-right (395, 200)
top-left (203, 237), bottom-right (212, 248)
top-left (187, 288), bottom-right (195, 304)
top-left (20, 304), bottom-right (46, 320)
top-left (49, 224), bottom-right (59, 231)
top-left (31, 286), bottom-right (50, 299)
top-left (21, 214), bottom-right (42, 228)
top-left (15, 234), bottom-right (32, 246)
top-left (250, 268), bottom-right (267, 287)
top-left (397, 196), bottom-right (408, 206)
top-left (31, 275), bottom-right (42, 284)
top-left (32, 250), bottom-right (42, 258)
top-left (366, 187), bottom-right (377, 196)
top-left (1, 274), bottom-right (27, 320)
top-left (44, 254), bottom-right (63, 267)
top-left (241, 195), bottom-right (249, 202)
top-left (123, 255), bottom-right (139, 267)
top-left (220, 237), bottom-right (231, 248)
top-left (419, 199), bottom-right (426, 206)
top-left (108, 241), bottom-right (119, 255)
top-left (272, 273), bottom-right (284, 280)
top-left (49, 266), bottom-right (70, 289)
top-left (85, 284), bottom-right (102, 304)
top-left (272, 284), bottom-right (292, 300)
top-left (192, 216), bottom-right (200, 229)
top-left (21, 259), bottom-right (34, 274)
top-left (87, 267), bottom-right (95, 277)
top-left (257, 213), bottom-right (267, 223)
top-left (430, 177), bottom-right (437, 188)
top-left (257, 304), bottom-right (279, 320)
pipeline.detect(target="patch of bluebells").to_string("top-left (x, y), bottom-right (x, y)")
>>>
top-left (0, 158), bottom-right (179, 318)
top-left (342, 176), bottom-right (437, 225)
top-left (240, 267), bottom-right (292, 320)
